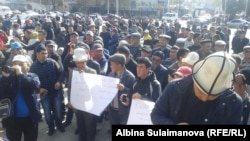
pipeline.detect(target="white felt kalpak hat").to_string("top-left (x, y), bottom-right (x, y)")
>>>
top-left (192, 52), bottom-right (236, 95)
top-left (182, 51), bottom-right (199, 66)
top-left (73, 48), bottom-right (88, 62)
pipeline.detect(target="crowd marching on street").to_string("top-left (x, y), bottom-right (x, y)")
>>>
top-left (0, 9), bottom-right (249, 141)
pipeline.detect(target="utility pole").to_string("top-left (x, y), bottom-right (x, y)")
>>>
top-left (116, 0), bottom-right (119, 15)
top-left (178, 0), bottom-right (180, 15)
top-left (225, 0), bottom-right (227, 16)
top-left (245, 0), bottom-right (248, 19)
top-left (107, 0), bottom-right (109, 14)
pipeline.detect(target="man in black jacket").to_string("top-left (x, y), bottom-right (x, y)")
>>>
top-left (0, 55), bottom-right (41, 141)
top-left (232, 29), bottom-right (249, 54)
top-left (151, 52), bottom-right (243, 125)
top-left (132, 57), bottom-right (161, 102)
top-left (151, 51), bottom-right (169, 91)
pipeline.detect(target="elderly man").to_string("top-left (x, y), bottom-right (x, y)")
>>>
top-left (196, 39), bottom-right (213, 60)
top-left (129, 33), bottom-right (142, 60)
top-left (67, 48), bottom-right (97, 141)
top-left (108, 53), bottom-right (135, 128)
top-left (152, 34), bottom-right (172, 60)
top-left (151, 52), bottom-right (243, 124)
top-left (214, 40), bottom-right (226, 52)
top-left (140, 45), bottom-right (152, 58)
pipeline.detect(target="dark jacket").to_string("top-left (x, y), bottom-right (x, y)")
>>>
top-left (152, 47), bottom-right (170, 60)
top-left (108, 34), bottom-right (119, 55)
top-left (166, 31), bottom-right (177, 46)
top-left (151, 75), bottom-right (243, 125)
top-left (0, 73), bottom-right (41, 122)
top-left (48, 51), bottom-right (64, 72)
top-left (129, 45), bottom-right (142, 60)
top-left (152, 64), bottom-right (169, 91)
top-left (232, 36), bottom-right (249, 54)
top-left (100, 31), bottom-right (111, 50)
top-left (132, 71), bottom-right (161, 102)
top-left (242, 93), bottom-right (250, 125)
top-left (21, 41), bottom-right (42, 61)
top-left (30, 58), bottom-right (64, 93)
top-left (56, 32), bottom-right (67, 48)
top-left (44, 26), bottom-right (55, 40)
top-left (108, 68), bottom-right (135, 115)
top-left (125, 58), bottom-right (137, 77)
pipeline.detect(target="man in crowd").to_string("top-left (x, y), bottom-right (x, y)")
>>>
top-left (152, 34), bottom-right (172, 60)
top-left (232, 29), bottom-right (249, 54)
top-left (140, 45), bottom-right (152, 58)
top-left (151, 52), bottom-right (243, 124)
top-left (196, 39), bottom-right (212, 60)
top-left (30, 44), bottom-right (65, 136)
top-left (151, 51), bottom-right (169, 91)
top-left (114, 45), bottom-right (137, 77)
top-left (188, 33), bottom-right (201, 52)
top-left (214, 40), bottom-right (227, 52)
top-left (0, 55), bottom-right (41, 141)
top-left (129, 33), bottom-right (142, 60)
top-left (108, 53), bottom-right (135, 129)
top-left (67, 48), bottom-right (97, 141)
top-left (131, 57), bottom-right (161, 102)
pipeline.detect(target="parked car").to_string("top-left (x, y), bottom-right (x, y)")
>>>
top-left (61, 11), bottom-right (70, 17)
top-left (23, 10), bottom-right (39, 16)
top-left (45, 11), bottom-right (57, 18)
top-left (227, 19), bottom-right (250, 28)
top-left (89, 13), bottom-right (103, 20)
top-left (187, 16), bottom-right (209, 25)
top-left (12, 10), bottom-right (21, 15)
top-left (181, 14), bottom-right (193, 20)
top-left (0, 6), bottom-right (12, 17)
top-left (162, 12), bottom-right (178, 22)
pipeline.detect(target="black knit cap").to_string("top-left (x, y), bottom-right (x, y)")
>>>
top-left (36, 44), bottom-right (47, 53)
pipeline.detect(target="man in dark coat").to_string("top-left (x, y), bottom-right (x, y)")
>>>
top-left (151, 52), bottom-right (243, 125)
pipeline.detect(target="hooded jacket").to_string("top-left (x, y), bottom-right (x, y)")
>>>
top-left (132, 71), bottom-right (161, 102)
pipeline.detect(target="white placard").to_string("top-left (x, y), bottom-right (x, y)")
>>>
top-left (70, 71), bottom-right (119, 116)
top-left (127, 99), bottom-right (155, 125)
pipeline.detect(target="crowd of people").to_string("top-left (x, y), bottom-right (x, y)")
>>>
top-left (0, 12), bottom-right (249, 141)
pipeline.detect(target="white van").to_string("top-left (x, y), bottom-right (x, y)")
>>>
top-left (162, 13), bottom-right (178, 22)
top-left (0, 6), bottom-right (12, 17)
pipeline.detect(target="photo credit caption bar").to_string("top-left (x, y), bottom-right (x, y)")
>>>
top-left (112, 125), bottom-right (249, 139)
